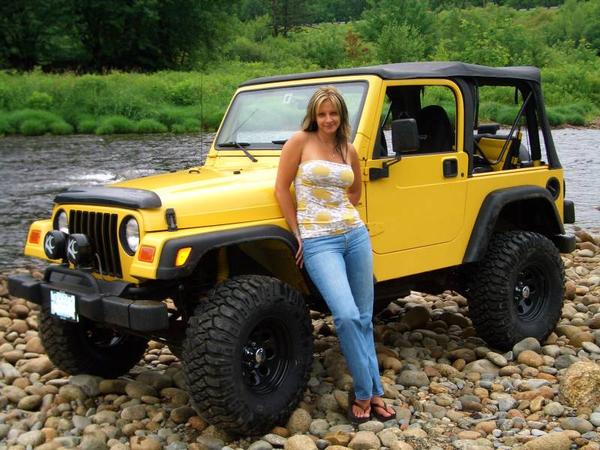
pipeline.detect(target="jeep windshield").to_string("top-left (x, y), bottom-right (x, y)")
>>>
top-left (215, 82), bottom-right (367, 150)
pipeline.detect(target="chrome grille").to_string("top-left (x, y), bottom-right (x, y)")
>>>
top-left (69, 210), bottom-right (123, 277)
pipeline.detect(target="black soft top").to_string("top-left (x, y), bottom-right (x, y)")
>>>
top-left (240, 61), bottom-right (541, 87)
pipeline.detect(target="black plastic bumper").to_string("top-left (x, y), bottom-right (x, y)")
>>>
top-left (550, 234), bottom-right (576, 254)
top-left (8, 266), bottom-right (168, 331)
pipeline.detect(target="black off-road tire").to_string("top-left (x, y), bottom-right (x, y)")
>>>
top-left (467, 231), bottom-right (564, 350)
top-left (39, 306), bottom-right (148, 378)
top-left (182, 275), bottom-right (313, 435)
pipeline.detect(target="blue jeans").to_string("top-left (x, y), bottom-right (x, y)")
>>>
top-left (302, 225), bottom-right (383, 400)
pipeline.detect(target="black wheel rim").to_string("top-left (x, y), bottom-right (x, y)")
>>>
top-left (241, 317), bottom-right (291, 395)
top-left (513, 264), bottom-right (548, 321)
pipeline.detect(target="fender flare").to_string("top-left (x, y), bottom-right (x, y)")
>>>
top-left (156, 225), bottom-right (297, 280)
top-left (463, 185), bottom-right (564, 263)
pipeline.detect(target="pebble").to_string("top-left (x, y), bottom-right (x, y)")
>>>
top-left (348, 430), bottom-right (381, 449)
top-left (284, 435), bottom-right (317, 450)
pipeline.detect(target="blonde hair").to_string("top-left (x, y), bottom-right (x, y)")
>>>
top-left (302, 86), bottom-right (351, 162)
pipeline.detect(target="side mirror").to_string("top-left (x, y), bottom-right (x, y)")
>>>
top-left (392, 119), bottom-right (419, 154)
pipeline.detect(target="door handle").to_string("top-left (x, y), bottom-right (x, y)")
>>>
top-left (443, 158), bottom-right (458, 178)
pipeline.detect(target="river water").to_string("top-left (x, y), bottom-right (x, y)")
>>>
top-left (0, 129), bottom-right (598, 269)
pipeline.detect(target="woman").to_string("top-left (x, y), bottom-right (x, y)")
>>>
top-left (274, 86), bottom-right (396, 423)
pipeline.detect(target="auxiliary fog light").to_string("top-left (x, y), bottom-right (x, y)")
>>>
top-left (43, 231), bottom-right (67, 260)
top-left (66, 234), bottom-right (93, 266)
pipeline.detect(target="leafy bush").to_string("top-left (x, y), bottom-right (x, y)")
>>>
top-left (78, 119), bottom-right (97, 134)
top-left (20, 119), bottom-right (47, 135)
top-left (26, 91), bottom-right (53, 109)
top-left (0, 115), bottom-right (14, 134)
top-left (50, 121), bottom-right (74, 135)
top-left (95, 116), bottom-right (137, 134)
top-left (136, 119), bottom-right (168, 133)
top-left (172, 118), bottom-right (200, 133)
top-left (167, 80), bottom-right (203, 106)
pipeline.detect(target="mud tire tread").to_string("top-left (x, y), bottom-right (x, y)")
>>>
top-left (182, 275), bottom-right (313, 435)
top-left (467, 231), bottom-right (564, 350)
top-left (39, 306), bottom-right (148, 378)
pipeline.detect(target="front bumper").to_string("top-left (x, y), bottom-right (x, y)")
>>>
top-left (8, 266), bottom-right (168, 331)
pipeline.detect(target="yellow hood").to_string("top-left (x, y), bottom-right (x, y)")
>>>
top-left (113, 164), bottom-right (282, 231)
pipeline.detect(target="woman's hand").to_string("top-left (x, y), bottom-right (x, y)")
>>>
top-left (295, 233), bottom-right (303, 268)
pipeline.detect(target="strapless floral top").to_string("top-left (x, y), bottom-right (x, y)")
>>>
top-left (294, 159), bottom-right (362, 239)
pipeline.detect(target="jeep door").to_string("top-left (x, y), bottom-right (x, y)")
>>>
top-left (365, 80), bottom-right (468, 276)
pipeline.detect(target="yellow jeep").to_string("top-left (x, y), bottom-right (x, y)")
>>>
top-left (9, 62), bottom-right (575, 434)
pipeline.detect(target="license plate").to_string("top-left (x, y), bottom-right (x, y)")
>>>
top-left (50, 290), bottom-right (78, 322)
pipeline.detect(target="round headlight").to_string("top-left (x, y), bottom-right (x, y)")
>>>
top-left (55, 210), bottom-right (69, 234)
top-left (121, 217), bottom-right (140, 255)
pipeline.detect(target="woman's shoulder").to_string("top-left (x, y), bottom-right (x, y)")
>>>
top-left (288, 130), bottom-right (311, 144)
top-left (346, 141), bottom-right (358, 161)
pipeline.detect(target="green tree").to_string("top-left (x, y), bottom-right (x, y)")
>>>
top-left (357, 0), bottom-right (436, 59)
top-left (545, 0), bottom-right (600, 54)
top-left (0, 0), bottom-right (80, 70)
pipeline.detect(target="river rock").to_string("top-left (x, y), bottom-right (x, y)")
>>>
top-left (99, 379), bottom-right (127, 394)
top-left (125, 381), bottom-right (157, 399)
top-left (70, 374), bottom-right (102, 397)
top-left (284, 435), bottom-right (317, 450)
top-left (130, 436), bottom-right (162, 450)
top-left (522, 431), bottom-right (572, 450)
top-left (517, 350), bottom-right (544, 367)
top-left (17, 430), bottom-right (45, 447)
top-left (560, 417), bottom-right (595, 433)
top-left (543, 401), bottom-right (565, 417)
top-left (398, 370), bottom-right (429, 387)
top-left (348, 431), bottom-right (380, 450)
top-left (400, 305), bottom-right (430, 330)
top-left (59, 384), bottom-right (87, 402)
top-left (136, 371), bottom-right (172, 391)
top-left (247, 441), bottom-right (273, 450)
top-left (464, 359), bottom-right (499, 375)
top-left (18, 394), bottom-right (42, 410)
top-left (560, 361), bottom-right (600, 409)
top-left (121, 404), bottom-right (147, 421)
top-left (20, 355), bottom-right (53, 374)
top-left (286, 408), bottom-right (311, 434)
top-left (486, 352), bottom-right (507, 367)
top-left (513, 337), bottom-right (541, 357)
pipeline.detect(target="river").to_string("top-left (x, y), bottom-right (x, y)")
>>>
top-left (0, 129), bottom-right (598, 269)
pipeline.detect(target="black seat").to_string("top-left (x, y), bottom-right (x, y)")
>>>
top-left (416, 105), bottom-right (454, 152)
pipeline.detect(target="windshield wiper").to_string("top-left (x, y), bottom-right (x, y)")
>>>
top-left (218, 141), bottom-right (258, 162)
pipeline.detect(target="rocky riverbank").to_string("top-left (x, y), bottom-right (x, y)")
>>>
top-left (1, 229), bottom-right (600, 450)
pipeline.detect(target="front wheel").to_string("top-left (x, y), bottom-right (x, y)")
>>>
top-left (466, 231), bottom-right (564, 350)
top-left (39, 306), bottom-right (148, 378)
top-left (182, 275), bottom-right (313, 435)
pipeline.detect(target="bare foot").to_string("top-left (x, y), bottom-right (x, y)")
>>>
top-left (352, 398), bottom-right (371, 419)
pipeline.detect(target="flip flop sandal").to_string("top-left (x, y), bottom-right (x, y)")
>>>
top-left (370, 400), bottom-right (396, 421)
top-left (347, 391), bottom-right (371, 424)
top-left (348, 400), bottom-right (371, 424)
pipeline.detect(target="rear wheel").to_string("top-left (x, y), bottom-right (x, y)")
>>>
top-left (182, 275), bottom-right (313, 435)
top-left (466, 231), bottom-right (564, 350)
top-left (39, 306), bottom-right (148, 378)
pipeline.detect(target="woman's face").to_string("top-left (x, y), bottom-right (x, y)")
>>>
top-left (316, 99), bottom-right (340, 135)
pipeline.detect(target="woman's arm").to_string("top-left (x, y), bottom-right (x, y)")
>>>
top-left (275, 132), bottom-right (305, 265)
top-left (347, 143), bottom-right (362, 206)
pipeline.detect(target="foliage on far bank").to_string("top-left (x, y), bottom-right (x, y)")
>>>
top-left (0, 0), bottom-right (598, 136)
